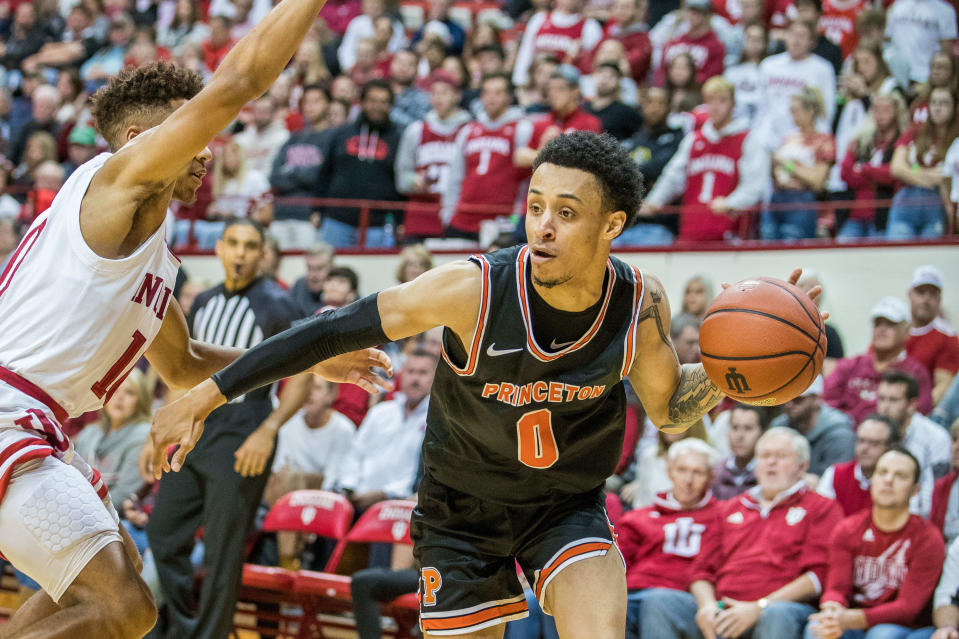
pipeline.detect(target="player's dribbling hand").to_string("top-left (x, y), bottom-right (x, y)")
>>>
top-left (721, 268), bottom-right (829, 321)
top-left (310, 348), bottom-right (395, 394)
top-left (149, 378), bottom-right (226, 479)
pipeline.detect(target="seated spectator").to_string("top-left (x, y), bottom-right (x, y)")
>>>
top-left (770, 0), bottom-right (842, 75)
top-left (621, 439), bottom-right (722, 639)
top-left (887, 86), bottom-right (957, 240)
top-left (712, 403), bottom-right (767, 500)
top-left (201, 14), bottom-right (235, 73)
top-left (516, 54), bottom-right (559, 115)
top-left (270, 84), bottom-right (332, 250)
top-left (931, 418), bottom-right (959, 545)
top-left (931, 535), bottom-right (959, 639)
top-left (389, 49), bottom-right (431, 129)
top-left (338, 0), bottom-right (405, 74)
top-left (877, 370), bottom-right (947, 517)
top-left (771, 376), bottom-right (854, 477)
top-left (906, 266), bottom-right (959, 405)
top-left (581, 39), bottom-right (641, 107)
top-left (410, 0), bottom-right (465, 56)
top-left (0, 3), bottom-right (50, 72)
top-left (596, 0), bottom-right (652, 85)
top-left (19, 160), bottom-right (64, 223)
top-left (819, 414), bottom-right (900, 516)
top-left (642, 76), bottom-right (766, 242)
top-left (664, 52), bottom-right (702, 124)
top-left (724, 22), bottom-right (768, 125)
top-left (885, 0), bottom-right (956, 86)
top-left (622, 420), bottom-right (709, 509)
top-left (763, 86), bottom-right (834, 241)
top-left (514, 65), bottom-right (602, 168)
top-left (646, 427), bottom-right (842, 639)
top-left (443, 73), bottom-right (531, 241)
top-left (807, 448), bottom-right (944, 639)
top-left (910, 51), bottom-right (956, 126)
top-left (12, 130), bottom-right (58, 192)
top-left (316, 79), bottom-right (404, 249)
top-left (838, 92), bottom-right (907, 240)
top-left (80, 14), bottom-right (135, 91)
top-left (73, 368), bottom-right (152, 506)
top-left (796, 272), bottom-right (845, 378)
top-left (656, 0), bottom-right (725, 86)
top-left (679, 275), bottom-right (713, 322)
top-left (617, 87), bottom-right (684, 246)
top-left (290, 243), bottom-right (333, 314)
top-left (585, 63), bottom-right (642, 141)
top-left (158, 0), bottom-right (210, 55)
top-left (326, 349), bottom-right (436, 510)
top-left (62, 125), bottom-right (100, 177)
top-left (320, 265), bottom-right (359, 310)
top-left (9, 84), bottom-right (60, 167)
top-left (755, 19), bottom-right (835, 151)
top-left (510, 0), bottom-right (603, 88)
top-left (395, 244), bottom-right (433, 284)
top-left (258, 234), bottom-right (287, 289)
top-left (824, 297), bottom-right (933, 424)
top-left (234, 95), bottom-right (291, 177)
top-left (394, 70), bottom-right (471, 242)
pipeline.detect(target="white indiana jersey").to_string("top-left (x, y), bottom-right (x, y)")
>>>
top-left (0, 152), bottom-right (180, 422)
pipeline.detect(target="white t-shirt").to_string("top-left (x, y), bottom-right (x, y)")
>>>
top-left (885, 0), bottom-right (958, 82)
top-left (756, 52), bottom-right (837, 151)
top-left (272, 409), bottom-right (355, 479)
top-left (215, 168), bottom-right (271, 218)
top-left (724, 62), bottom-right (763, 124)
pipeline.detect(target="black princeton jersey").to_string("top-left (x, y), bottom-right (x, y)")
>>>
top-left (423, 244), bottom-right (645, 507)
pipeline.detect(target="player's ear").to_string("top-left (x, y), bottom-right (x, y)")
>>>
top-left (124, 126), bottom-right (144, 143)
top-left (603, 210), bottom-right (627, 240)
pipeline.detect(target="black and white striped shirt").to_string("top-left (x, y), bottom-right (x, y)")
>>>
top-left (189, 277), bottom-right (304, 412)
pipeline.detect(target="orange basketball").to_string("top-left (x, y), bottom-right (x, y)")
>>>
top-left (699, 277), bottom-right (827, 406)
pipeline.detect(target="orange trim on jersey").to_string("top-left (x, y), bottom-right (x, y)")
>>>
top-left (440, 255), bottom-right (491, 376)
top-left (515, 246), bottom-right (616, 362)
top-left (534, 541), bottom-right (611, 601)
top-left (420, 600), bottom-right (528, 632)
top-left (620, 266), bottom-right (645, 378)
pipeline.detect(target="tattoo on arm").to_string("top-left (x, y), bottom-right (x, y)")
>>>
top-left (666, 364), bottom-right (724, 427)
top-left (637, 289), bottom-right (668, 346)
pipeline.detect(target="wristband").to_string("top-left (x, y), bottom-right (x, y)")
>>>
top-left (785, 160), bottom-right (796, 174)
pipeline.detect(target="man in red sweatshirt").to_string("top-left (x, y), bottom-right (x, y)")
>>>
top-left (807, 448), bottom-right (944, 639)
top-left (646, 427), bottom-right (843, 639)
top-left (618, 438), bottom-right (722, 639)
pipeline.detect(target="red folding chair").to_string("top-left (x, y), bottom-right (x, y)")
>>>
top-left (295, 500), bottom-right (419, 639)
top-left (234, 490), bottom-right (354, 639)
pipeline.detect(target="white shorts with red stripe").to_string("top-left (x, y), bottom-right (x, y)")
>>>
top-left (0, 383), bottom-right (120, 602)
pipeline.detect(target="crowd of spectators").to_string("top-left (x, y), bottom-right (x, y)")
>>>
top-left (1, 0), bottom-right (959, 249)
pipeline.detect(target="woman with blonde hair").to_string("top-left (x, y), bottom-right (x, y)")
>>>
top-left (13, 131), bottom-right (57, 188)
top-left (763, 86), bottom-right (836, 240)
top-left (395, 243), bottom-right (433, 283)
top-left (73, 368), bottom-right (154, 506)
top-left (838, 92), bottom-right (908, 238)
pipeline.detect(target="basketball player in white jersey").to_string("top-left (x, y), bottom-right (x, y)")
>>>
top-left (0, 1), bottom-right (391, 636)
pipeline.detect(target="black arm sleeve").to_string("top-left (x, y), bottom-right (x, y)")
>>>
top-left (211, 293), bottom-right (389, 401)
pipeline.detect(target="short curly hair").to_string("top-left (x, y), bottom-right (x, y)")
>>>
top-left (533, 131), bottom-right (645, 228)
top-left (91, 61), bottom-right (203, 151)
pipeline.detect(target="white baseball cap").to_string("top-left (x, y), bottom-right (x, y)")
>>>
top-left (910, 265), bottom-right (943, 291)
top-left (870, 296), bottom-right (911, 324)
top-left (800, 375), bottom-right (824, 397)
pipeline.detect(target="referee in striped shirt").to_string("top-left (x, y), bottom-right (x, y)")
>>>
top-left (148, 218), bottom-right (310, 639)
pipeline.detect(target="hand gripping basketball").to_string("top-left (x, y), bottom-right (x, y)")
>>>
top-left (700, 269), bottom-right (828, 406)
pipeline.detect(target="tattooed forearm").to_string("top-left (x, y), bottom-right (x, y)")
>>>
top-left (637, 289), bottom-right (668, 346)
top-left (664, 364), bottom-right (724, 430)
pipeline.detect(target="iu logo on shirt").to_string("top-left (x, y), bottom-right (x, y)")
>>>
top-left (662, 516), bottom-right (706, 557)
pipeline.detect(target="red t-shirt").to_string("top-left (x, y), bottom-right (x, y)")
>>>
top-left (679, 124), bottom-right (749, 241)
top-left (907, 317), bottom-right (959, 376)
top-left (529, 106), bottom-right (602, 150)
top-left (820, 0), bottom-right (869, 58)
top-left (692, 483), bottom-right (842, 600)
top-left (822, 510), bottom-right (945, 627)
top-left (619, 492), bottom-right (721, 591)
top-left (823, 353), bottom-right (934, 424)
top-left (658, 31), bottom-right (726, 85)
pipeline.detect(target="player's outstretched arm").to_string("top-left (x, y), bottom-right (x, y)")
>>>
top-left (94, 0), bottom-right (330, 208)
top-left (627, 274), bottom-right (725, 433)
top-left (148, 260), bottom-right (483, 477)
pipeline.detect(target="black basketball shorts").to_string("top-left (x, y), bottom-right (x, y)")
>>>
top-left (411, 472), bottom-right (621, 636)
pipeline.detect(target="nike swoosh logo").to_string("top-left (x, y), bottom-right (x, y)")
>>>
top-left (550, 338), bottom-right (577, 350)
top-left (487, 344), bottom-right (523, 357)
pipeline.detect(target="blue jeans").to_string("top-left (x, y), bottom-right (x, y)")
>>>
top-left (761, 190), bottom-right (818, 241)
top-left (319, 217), bottom-right (395, 248)
top-left (503, 587), bottom-right (559, 639)
top-left (886, 186), bottom-right (945, 239)
top-left (804, 622), bottom-right (934, 639)
top-left (639, 588), bottom-right (814, 639)
top-left (837, 218), bottom-right (880, 241)
top-left (173, 219), bottom-right (226, 249)
top-left (122, 520), bottom-right (150, 555)
top-left (613, 223), bottom-right (675, 247)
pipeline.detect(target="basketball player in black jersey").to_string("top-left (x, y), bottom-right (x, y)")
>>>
top-left (150, 131), bottom-right (822, 638)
